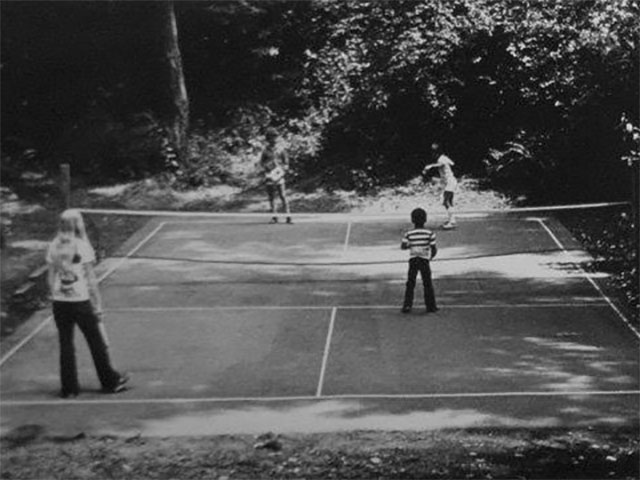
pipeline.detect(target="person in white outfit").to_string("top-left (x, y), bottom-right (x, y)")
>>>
top-left (422, 143), bottom-right (458, 229)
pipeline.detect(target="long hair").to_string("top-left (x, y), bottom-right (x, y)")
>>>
top-left (49, 209), bottom-right (89, 268)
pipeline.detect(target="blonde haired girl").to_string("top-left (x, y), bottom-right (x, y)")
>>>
top-left (47, 209), bottom-right (128, 397)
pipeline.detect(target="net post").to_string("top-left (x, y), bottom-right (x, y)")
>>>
top-left (60, 163), bottom-right (71, 209)
top-left (633, 159), bottom-right (640, 290)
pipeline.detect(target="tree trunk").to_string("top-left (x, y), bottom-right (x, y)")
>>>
top-left (160, 0), bottom-right (189, 162)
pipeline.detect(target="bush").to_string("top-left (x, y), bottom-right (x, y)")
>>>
top-left (483, 132), bottom-right (559, 202)
top-left (169, 131), bottom-right (234, 189)
top-left (54, 111), bottom-right (170, 184)
top-left (170, 105), bottom-right (329, 191)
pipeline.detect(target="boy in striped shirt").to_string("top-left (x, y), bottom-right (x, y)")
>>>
top-left (401, 208), bottom-right (438, 313)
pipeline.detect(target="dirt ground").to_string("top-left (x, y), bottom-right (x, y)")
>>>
top-left (1, 427), bottom-right (638, 479)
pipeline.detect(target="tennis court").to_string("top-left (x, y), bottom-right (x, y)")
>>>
top-left (1, 208), bottom-right (638, 436)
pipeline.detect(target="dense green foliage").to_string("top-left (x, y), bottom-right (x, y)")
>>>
top-left (300, 0), bottom-right (639, 197)
top-left (1, 0), bottom-right (638, 201)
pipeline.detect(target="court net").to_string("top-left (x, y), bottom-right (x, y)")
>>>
top-left (78, 202), bottom-right (635, 267)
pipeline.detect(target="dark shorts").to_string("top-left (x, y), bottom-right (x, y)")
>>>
top-left (443, 190), bottom-right (454, 208)
top-left (266, 183), bottom-right (286, 199)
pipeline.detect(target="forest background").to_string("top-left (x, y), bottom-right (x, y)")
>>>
top-left (1, 0), bottom-right (639, 325)
top-left (1, 2), bottom-right (640, 477)
top-left (1, 0), bottom-right (638, 199)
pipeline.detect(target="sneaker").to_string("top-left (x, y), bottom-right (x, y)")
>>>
top-left (401, 306), bottom-right (412, 313)
top-left (442, 222), bottom-right (456, 230)
top-left (59, 391), bottom-right (79, 399)
top-left (269, 217), bottom-right (278, 224)
top-left (286, 216), bottom-right (293, 224)
top-left (426, 307), bottom-right (440, 313)
top-left (104, 374), bottom-right (129, 394)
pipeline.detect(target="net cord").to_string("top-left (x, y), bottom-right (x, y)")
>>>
top-left (78, 201), bottom-right (629, 220)
top-left (97, 248), bottom-right (588, 266)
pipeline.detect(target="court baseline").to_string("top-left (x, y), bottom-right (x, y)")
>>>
top-left (3, 389), bottom-right (639, 407)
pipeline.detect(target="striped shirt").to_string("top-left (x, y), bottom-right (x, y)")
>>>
top-left (401, 228), bottom-right (436, 259)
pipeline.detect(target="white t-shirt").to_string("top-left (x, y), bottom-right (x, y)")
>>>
top-left (46, 237), bottom-right (96, 302)
top-left (436, 154), bottom-right (457, 191)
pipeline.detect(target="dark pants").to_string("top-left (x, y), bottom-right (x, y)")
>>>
top-left (443, 190), bottom-right (454, 208)
top-left (53, 301), bottom-right (121, 395)
top-left (403, 257), bottom-right (437, 310)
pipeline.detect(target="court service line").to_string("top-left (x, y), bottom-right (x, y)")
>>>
top-left (0, 222), bottom-right (167, 368)
top-left (342, 221), bottom-right (352, 254)
top-left (103, 303), bottom-right (609, 313)
top-left (3, 389), bottom-right (639, 407)
top-left (536, 219), bottom-right (640, 340)
top-left (96, 221), bottom-right (167, 284)
top-left (316, 307), bottom-right (337, 397)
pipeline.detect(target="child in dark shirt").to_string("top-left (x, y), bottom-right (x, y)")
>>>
top-left (261, 128), bottom-right (292, 224)
top-left (401, 208), bottom-right (438, 313)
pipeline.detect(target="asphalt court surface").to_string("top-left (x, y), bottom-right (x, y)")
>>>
top-left (1, 212), bottom-right (638, 435)
top-left (98, 215), bottom-right (608, 307)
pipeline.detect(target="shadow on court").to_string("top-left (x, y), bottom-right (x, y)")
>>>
top-left (1, 213), bottom-right (638, 437)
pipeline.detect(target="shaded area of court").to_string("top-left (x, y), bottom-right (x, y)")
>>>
top-left (100, 271), bottom-right (605, 308)
top-left (0, 309), bottom-right (330, 401)
top-left (98, 214), bottom-right (606, 308)
top-left (102, 214), bottom-right (583, 269)
top-left (2, 304), bottom-right (636, 404)
top-left (323, 307), bottom-right (638, 396)
top-left (1, 211), bottom-right (638, 436)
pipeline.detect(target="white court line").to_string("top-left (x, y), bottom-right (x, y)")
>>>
top-left (316, 307), bottom-right (337, 397)
top-left (0, 222), bottom-right (167, 368)
top-left (96, 222), bottom-right (167, 284)
top-left (342, 221), bottom-right (352, 254)
top-left (103, 303), bottom-right (609, 313)
top-left (3, 298), bottom-right (608, 365)
top-left (536, 219), bottom-right (640, 340)
top-left (3, 389), bottom-right (639, 407)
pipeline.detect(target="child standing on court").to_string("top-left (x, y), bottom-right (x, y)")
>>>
top-left (46, 209), bottom-right (128, 397)
top-left (401, 208), bottom-right (438, 313)
top-left (422, 143), bottom-right (457, 229)
top-left (261, 128), bottom-right (292, 224)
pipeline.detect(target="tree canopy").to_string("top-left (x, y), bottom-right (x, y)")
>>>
top-left (1, 0), bottom-right (638, 201)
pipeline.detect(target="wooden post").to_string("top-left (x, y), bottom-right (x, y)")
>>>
top-left (60, 163), bottom-right (71, 209)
